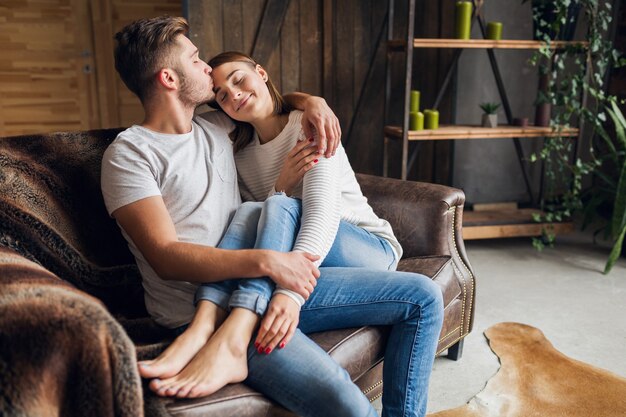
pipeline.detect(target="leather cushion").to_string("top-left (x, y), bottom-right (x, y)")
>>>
top-left (166, 327), bottom-right (389, 417)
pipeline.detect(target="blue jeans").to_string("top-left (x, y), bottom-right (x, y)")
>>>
top-left (249, 268), bottom-right (443, 417)
top-left (196, 195), bottom-right (398, 311)
top-left (195, 195), bottom-right (443, 417)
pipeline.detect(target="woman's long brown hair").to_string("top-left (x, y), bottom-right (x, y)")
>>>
top-left (207, 51), bottom-right (293, 153)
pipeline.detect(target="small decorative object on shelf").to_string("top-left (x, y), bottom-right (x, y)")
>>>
top-left (410, 90), bottom-right (420, 113)
top-left (486, 22), bottom-right (503, 40)
top-left (455, 1), bottom-right (472, 40)
top-left (534, 72), bottom-right (551, 126)
top-left (480, 102), bottom-right (500, 128)
top-left (424, 109), bottom-right (439, 130)
top-left (513, 117), bottom-right (529, 127)
top-left (409, 111), bottom-right (424, 130)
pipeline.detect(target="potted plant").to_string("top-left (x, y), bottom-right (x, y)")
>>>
top-left (526, 0), bottom-right (626, 272)
top-left (582, 99), bottom-right (626, 273)
top-left (480, 102), bottom-right (500, 128)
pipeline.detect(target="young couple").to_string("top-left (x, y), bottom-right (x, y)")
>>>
top-left (102, 16), bottom-right (443, 417)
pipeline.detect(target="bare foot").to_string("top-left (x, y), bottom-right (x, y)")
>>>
top-left (150, 308), bottom-right (258, 398)
top-left (138, 301), bottom-right (226, 379)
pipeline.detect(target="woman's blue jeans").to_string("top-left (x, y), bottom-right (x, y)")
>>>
top-left (196, 195), bottom-right (443, 417)
top-left (196, 194), bottom-right (398, 313)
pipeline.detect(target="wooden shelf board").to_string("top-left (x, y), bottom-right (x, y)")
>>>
top-left (384, 124), bottom-right (579, 141)
top-left (462, 208), bottom-right (574, 240)
top-left (388, 38), bottom-right (587, 50)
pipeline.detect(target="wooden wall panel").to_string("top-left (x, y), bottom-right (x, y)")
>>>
top-left (189, 0), bottom-right (223, 63)
top-left (280, 0), bottom-right (300, 95)
top-left (188, 0), bottom-right (412, 176)
top-left (0, 0), bottom-right (182, 136)
top-left (222, 0), bottom-right (244, 52)
top-left (0, 0), bottom-right (97, 136)
top-left (298, 0), bottom-right (322, 95)
top-left (1, 0), bottom-right (452, 178)
top-left (334, 0), bottom-right (355, 132)
top-left (107, 0), bottom-right (182, 127)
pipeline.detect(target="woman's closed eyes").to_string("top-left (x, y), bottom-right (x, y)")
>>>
top-left (218, 74), bottom-right (245, 103)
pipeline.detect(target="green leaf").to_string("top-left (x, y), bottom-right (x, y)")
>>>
top-left (611, 160), bottom-right (626, 238)
top-left (595, 169), bottom-right (617, 188)
top-left (609, 100), bottom-right (626, 149)
top-left (603, 225), bottom-right (626, 274)
top-left (596, 123), bottom-right (618, 162)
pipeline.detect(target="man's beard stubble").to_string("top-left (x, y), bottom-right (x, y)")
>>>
top-left (176, 68), bottom-right (211, 109)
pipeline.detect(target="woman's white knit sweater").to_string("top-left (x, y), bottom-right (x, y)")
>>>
top-left (234, 111), bottom-right (403, 305)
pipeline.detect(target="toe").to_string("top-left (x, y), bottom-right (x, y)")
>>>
top-left (149, 378), bottom-right (162, 392)
top-left (138, 361), bottom-right (157, 377)
top-left (175, 384), bottom-right (194, 398)
top-left (188, 385), bottom-right (204, 398)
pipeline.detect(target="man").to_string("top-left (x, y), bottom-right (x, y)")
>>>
top-left (102, 16), bottom-right (443, 417)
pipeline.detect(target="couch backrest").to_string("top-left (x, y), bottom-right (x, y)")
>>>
top-left (0, 129), bottom-right (145, 317)
top-left (0, 129), bottom-right (461, 318)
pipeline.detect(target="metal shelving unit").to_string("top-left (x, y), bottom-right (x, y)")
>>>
top-left (383, 0), bottom-right (587, 240)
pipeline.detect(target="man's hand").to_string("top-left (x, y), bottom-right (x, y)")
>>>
top-left (301, 96), bottom-right (342, 158)
top-left (274, 138), bottom-right (319, 194)
top-left (255, 293), bottom-right (300, 354)
top-left (264, 251), bottom-right (320, 300)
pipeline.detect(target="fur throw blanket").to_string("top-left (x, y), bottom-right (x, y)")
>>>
top-left (0, 130), bottom-right (172, 416)
top-left (0, 247), bottom-right (143, 417)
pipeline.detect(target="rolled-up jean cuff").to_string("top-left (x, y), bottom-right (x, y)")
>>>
top-left (195, 286), bottom-right (231, 311)
top-left (229, 290), bottom-right (270, 316)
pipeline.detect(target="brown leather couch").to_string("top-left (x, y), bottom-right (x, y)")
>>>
top-left (0, 128), bottom-right (476, 417)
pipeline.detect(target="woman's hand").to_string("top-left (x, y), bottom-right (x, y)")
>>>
top-left (255, 293), bottom-right (300, 354)
top-left (274, 138), bottom-right (320, 195)
top-left (301, 96), bottom-right (342, 158)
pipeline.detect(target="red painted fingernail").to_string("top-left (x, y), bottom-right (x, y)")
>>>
top-left (279, 342), bottom-right (286, 349)
top-left (257, 346), bottom-right (264, 353)
top-left (254, 342), bottom-right (260, 348)
top-left (264, 347), bottom-right (272, 354)
top-left (314, 159), bottom-right (318, 163)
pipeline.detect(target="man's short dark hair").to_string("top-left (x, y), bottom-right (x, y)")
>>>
top-left (114, 16), bottom-right (189, 102)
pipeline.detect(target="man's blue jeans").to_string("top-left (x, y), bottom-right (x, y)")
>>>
top-left (197, 195), bottom-right (443, 417)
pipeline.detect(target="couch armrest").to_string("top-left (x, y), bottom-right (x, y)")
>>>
top-left (356, 173), bottom-right (465, 257)
top-left (0, 247), bottom-right (143, 417)
top-left (356, 174), bottom-right (475, 338)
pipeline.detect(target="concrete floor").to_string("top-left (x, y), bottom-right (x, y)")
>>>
top-left (373, 230), bottom-right (626, 415)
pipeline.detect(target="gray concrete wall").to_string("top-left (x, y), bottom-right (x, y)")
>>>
top-left (452, 2), bottom-right (542, 205)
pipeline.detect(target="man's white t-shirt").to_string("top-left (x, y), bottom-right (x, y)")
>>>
top-left (101, 111), bottom-right (238, 328)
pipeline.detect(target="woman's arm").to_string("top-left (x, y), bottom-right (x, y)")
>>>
top-left (283, 93), bottom-right (342, 159)
top-left (256, 140), bottom-right (343, 353)
top-left (291, 143), bottom-right (342, 262)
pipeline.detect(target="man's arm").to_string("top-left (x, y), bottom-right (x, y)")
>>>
top-left (112, 196), bottom-right (319, 298)
top-left (283, 92), bottom-right (342, 158)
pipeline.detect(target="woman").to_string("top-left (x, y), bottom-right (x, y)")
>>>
top-left (199, 51), bottom-right (404, 347)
